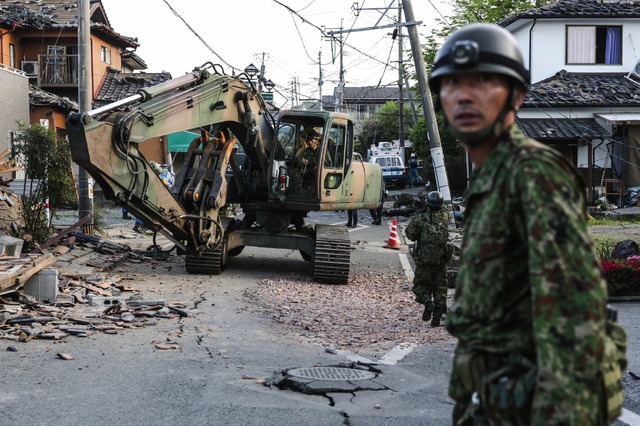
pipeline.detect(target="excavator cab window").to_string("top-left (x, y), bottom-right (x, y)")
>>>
top-left (325, 125), bottom-right (344, 169)
top-left (273, 120), bottom-right (325, 198)
top-left (275, 124), bottom-right (296, 161)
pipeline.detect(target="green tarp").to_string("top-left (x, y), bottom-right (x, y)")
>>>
top-left (167, 131), bottom-right (199, 153)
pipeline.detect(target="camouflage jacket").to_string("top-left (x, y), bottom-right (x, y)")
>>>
top-left (406, 208), bottom-right (449, 266)
top-left (446, 125), bottom-right (607, 424)
top-left (293, 148), bottom-right (318, 176)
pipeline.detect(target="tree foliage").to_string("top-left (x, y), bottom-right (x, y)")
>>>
top-left (356, 101), bottom-right (413, 154)
top-left (407, 0), bottom-right (549, 192)
top-left (445, 0), bottom-right (549, 33)
top-left (11, 123), bottom-right (76, 249)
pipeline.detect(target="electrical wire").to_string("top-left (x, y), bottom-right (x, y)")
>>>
top-left (161, 0), bottom-right (237, 72)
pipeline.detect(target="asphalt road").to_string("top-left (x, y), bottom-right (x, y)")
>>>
top-left (1, 191), bottom-right (639, 425)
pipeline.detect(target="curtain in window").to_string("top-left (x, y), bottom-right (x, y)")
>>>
top-left (567, 26), bottom-right (595, 63)
top-left (605, 27), bottom-right (621, 64)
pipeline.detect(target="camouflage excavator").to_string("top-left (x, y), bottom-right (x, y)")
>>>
top-left (66, 64), bottom-right (384, 284)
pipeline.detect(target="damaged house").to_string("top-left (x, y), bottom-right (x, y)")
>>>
top-left (501, 0), bottom-right (640, 205)
top-left (0, 0), bottom-right (173, 197)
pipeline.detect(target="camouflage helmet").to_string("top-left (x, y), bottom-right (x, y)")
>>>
top-left (426, 191), bottom-right (444, 210)
top-left (428, 23), bottom-right (529, 93)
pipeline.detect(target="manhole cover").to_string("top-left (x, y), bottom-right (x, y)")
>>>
top-left (287, 367), bottom-right (376, 381)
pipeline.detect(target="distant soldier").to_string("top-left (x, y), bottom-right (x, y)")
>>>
top-left (405, 191), bottom-right (450, 327)
top-left (407, 153), bottom-right (420, 187)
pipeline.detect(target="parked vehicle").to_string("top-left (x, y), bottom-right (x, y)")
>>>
top-left (371, 154), bottom-right (406, 189)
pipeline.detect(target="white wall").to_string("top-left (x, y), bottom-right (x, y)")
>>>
top-left (0, 67), bottom-right (29, 154)
top-left (510, 18), bottom-right (640, 84)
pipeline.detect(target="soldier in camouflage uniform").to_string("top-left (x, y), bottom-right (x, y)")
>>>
top-left (405, 191), bottom-right (450, 327)
top-left (289, 130), bottom-right (320, 195)
top-left (430, 23), bottom-right (616, 424)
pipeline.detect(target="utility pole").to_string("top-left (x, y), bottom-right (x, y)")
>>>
top-left (397, 3), bottom-right (404, 150)
top-left (78, 0), bottom-right (93, 234)
top-left (318, 50), bottom-right (324, 111)
top-left (404, 73), bottom-right (418, 123)
top-left (335, 25), bottom-right (345, 113)
top-left (402, 0), bottom-right (452, 206)
top-left (258, 51), bottom-right (267, 93)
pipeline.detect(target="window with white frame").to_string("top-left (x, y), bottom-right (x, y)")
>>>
top-left (100, 45), bottom-right (111, 64)
top-left (9, 43), bottom-right (15, 68)
top-left (566, 25), bottom-right (622, 64)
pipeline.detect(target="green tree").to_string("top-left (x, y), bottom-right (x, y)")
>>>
top-left (11, 123), bottom-right (76, 249)
top-left (446, 0), bottom-right (549, 32)
top-left (356, 101), bottom-right (413, 155)
top-left (408, 0), bottom-right (550, 192)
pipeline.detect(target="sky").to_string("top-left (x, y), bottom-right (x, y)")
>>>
top-left (101, 0), bottom-right (454, 108)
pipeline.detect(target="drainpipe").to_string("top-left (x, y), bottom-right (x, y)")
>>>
top-left (529, 19), bottom-right (537, 83)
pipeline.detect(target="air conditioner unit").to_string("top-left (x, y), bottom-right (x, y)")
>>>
top-left (21, 61), bottom-right (39, 77)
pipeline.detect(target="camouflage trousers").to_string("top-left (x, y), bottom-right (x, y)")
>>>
top-left (412, 263), bottom-right (447, 318)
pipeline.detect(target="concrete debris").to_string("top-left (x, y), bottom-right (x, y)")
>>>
top-left (0, 231), bottom-right (190, 345)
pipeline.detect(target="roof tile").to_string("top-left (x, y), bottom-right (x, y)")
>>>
top-left (524, 70), bottom-right (640, 107)
top-left (93, 68), bottom-right (172, 108)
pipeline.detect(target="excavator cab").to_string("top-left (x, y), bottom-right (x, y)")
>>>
top-left (270, 110), bottom-right (382, 212)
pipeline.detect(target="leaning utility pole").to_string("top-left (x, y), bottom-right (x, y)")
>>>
top-left (78, 0), bottom-right (93, 234)
top-left (318, 50), bottom-right (324, 111)
top-left (397, 3), bottom-right (405, 149)
top-left (402, 0), bottom-right (452, 205)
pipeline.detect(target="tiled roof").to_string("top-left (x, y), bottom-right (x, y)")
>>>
top-left (523, 70), bottom-right (640, 108)
top-left (0, 0), bottom-right (137, 48)
top-left (93, 68), bottom-right (172, 108)
top-left (29, 84), bottom-right (77, 111)
top-left (517, 118), bottom-right (609, 140)
top-left (500, 0), bottom-right (640, 27)
top-left (342, 85), bottom-right (405, 102)
top-left (121, 50), bottom-right (147, 71)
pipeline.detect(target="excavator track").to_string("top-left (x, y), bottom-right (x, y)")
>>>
top-left (313, 224), bottom-right (351, 284)
top-left (185, 239), bottom-right (228, 275)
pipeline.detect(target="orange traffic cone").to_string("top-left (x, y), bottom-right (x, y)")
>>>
top-left (384, 218), bottom-right (400, 250)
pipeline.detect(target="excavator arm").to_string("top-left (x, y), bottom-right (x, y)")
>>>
top-left (67, 65), bottom-right (275, 251)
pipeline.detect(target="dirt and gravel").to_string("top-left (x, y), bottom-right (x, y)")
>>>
top-left (43, 207), bottom-right (638, 355)
top-left (244, 271), bottom-right (454, 351)
top-left (589, 223), bottom-right (640, 243)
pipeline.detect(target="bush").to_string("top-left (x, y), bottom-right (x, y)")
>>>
top-left (594, 238), bottom-right (618, 261)
top-left (11, 123), bottom-right (76, 251)
top-left (601, 256), bottom-right (640, 297)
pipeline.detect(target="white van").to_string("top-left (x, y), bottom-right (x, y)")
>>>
top-left (371, 153), bottom-right (405, 189)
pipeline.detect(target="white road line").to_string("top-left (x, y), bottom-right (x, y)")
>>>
top-left (620, 408), bottom-right (640, 425)
top-left (337, 343), bottom-right (417, 366)
top-left (378, 343), bottom-right (418, 365)
top-left (399, 252), bottom-right (414, 281)
top-left (336, 350), bottom-right (375, 364)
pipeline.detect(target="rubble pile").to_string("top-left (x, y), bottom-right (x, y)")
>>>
top-left (0, 271), bottom-right (191, 344)
top-left (0, 231), bottom-right (190, 346)
top-left (244, 271), bottom-right (454, 350)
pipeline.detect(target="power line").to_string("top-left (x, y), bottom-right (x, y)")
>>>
top-left (161, 0), bottom-right (237, 72)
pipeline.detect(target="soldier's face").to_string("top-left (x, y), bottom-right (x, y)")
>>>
top-left (439, 73), bottom-right (510, 138)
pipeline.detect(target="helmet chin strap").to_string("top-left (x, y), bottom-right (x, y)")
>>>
top-left (447, 85), bottom-right (520, 148)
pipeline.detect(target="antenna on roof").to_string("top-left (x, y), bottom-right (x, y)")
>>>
top-left (626, 59), bottom-right (640, 86)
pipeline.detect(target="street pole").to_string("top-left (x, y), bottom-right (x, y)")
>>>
top-left (402, 0), bottom-right (452, 206)
top-left (318, 50), bottom-right (323, 111)
top-left (78, 0), bottom-right (93, 234)
top-left (397, 3), bottom-right (405, 151)
top-left (258, 52), bottom-right (266, 93)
